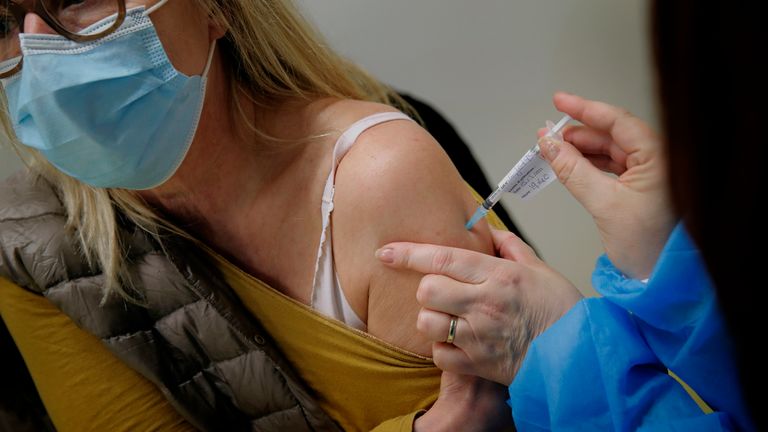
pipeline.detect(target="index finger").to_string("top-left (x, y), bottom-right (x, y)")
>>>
top-left (376, 242), bottom-right (495, 284)
top-left (553, 92), bottom-right (657, 154)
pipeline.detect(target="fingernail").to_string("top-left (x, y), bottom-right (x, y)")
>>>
top-left (540, 137), bottom-right (560, 161)
top-left (375, 247), bottom-right (394, 264)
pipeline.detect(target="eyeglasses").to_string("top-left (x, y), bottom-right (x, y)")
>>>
top-left (0, 0), bottom-right (128, 78)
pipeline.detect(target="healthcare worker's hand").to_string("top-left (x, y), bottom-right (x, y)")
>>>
top-left (540, 92), bottom-right (676, 279)
top-left (414, 371), bottom-right (512, 431)
top-left (377, 229), bottom-right (582, 386)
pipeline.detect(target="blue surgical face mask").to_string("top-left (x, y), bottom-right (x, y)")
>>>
top-left (1, 1), bottom-right (215, 189)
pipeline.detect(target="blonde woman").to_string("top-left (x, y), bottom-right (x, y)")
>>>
top-left (0, 0), bottom-right (511, 430)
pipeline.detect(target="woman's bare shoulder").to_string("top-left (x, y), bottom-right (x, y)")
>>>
top-left (330, 102), bottom-right (494, 356)
top-left (313, 98), bottom-right (401, 131)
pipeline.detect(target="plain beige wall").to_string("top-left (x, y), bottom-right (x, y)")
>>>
top-left (0, 1), bottom-right (658, 295)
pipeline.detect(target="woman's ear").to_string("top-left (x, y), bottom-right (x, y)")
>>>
top-left (208, 15), bottom-right (228, 42)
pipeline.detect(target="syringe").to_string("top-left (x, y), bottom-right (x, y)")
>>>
top-left (465, 114), bottom-right (572, 230)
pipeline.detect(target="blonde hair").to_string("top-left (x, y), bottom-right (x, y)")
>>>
top-left (0, 0), bottom-right (415, 303)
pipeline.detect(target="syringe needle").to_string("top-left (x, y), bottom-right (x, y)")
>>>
top-left (465, 207), bottom-right (489, 230)
top-left (465, 114), bottom-right (571, 230)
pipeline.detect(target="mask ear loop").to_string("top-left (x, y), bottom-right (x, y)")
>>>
top-left (202, 40), bottom-right (216, 78)
top-left (144, 0), bottom-right (170, 15)
top-left (144, 0), bottom-right (216, 78)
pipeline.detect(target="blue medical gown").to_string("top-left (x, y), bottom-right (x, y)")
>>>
top-left (507, 224), bottom-right (755, 431)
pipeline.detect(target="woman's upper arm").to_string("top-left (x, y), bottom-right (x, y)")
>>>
top-left (332, 118), bottom-right (494, 356)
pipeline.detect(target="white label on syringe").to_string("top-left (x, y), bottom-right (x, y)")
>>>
top-left (499, 147), bottom-right (557, 200)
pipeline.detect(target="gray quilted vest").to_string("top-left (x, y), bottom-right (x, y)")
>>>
top-left (0, 170), bottom-right (341, 431)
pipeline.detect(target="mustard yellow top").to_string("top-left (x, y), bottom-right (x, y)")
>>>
top-left (203, 189), bottom-right (510, 430)
top-left (0, 277), bottom-right (193, 432)
top-left (0, 272), bottom-right (434, 432)
top-left (0, 189), bottom-right (507, 432)
top-left (208, 249), bottom-right (441, 431)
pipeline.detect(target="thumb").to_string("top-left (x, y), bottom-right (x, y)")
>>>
top-left (539, 136), bottom-right (614, 211)
top-left (437, 370), bottom-right (473, 396)
top-left (490, 229), bottom-right (538, 265)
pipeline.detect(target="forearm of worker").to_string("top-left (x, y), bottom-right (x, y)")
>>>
top-left (509, 298), bottom-right (737, 431)
top-left (592, 223), bottom-right (752, 430)
top-left (332, 119), bottom-right (493, 356)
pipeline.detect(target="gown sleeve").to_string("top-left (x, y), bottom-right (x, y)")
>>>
top-left (507, 223), bottom-right (753, 431)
